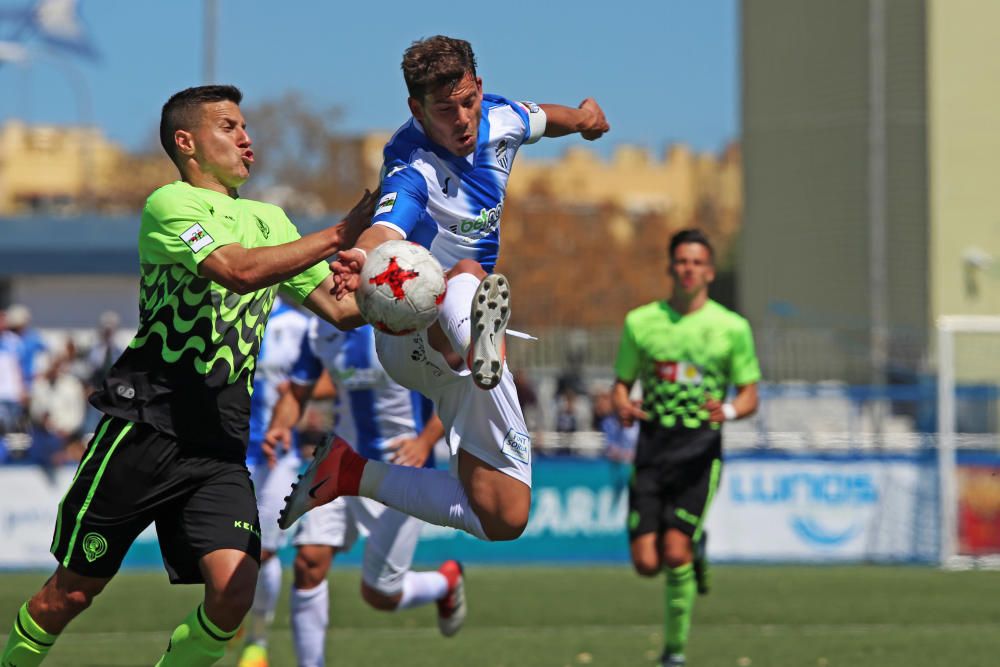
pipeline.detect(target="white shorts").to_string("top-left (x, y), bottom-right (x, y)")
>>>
top-left (293, 496), bottom-right (422, 595)
top-left (375, 330), bottom-right (532, 487)
top-left (249, 452), bottom-right (302, 552)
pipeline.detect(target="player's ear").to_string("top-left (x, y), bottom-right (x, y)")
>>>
top-left (174, 129), bottom-right (195, 158)
top-left (407, 97), bottom-right (425, 123)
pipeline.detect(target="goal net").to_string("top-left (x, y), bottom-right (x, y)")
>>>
top-left (937, 316), bottom-right (1000, 568)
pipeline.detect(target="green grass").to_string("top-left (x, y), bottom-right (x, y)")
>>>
top-left (2, 565), bottom-right (999, 666)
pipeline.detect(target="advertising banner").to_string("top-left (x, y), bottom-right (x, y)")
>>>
top-left (0, 453), bottom-right (938, 569)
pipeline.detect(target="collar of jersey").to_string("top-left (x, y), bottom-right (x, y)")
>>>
top-left (410, 111), bottom-right (492, 172)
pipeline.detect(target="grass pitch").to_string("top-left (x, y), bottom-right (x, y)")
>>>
top-left (1, 565), bottom-right (998, 666)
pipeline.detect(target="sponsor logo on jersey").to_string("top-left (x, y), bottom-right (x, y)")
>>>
top-left (375, 192), bottom-right (397, 216)
top-left (654, 360), bottom-right (703, 385)
top-left (502, 428), bottom-right (531, 464)
top-left (385, 164), bottom-right (407, 179)
top-left (495, 139), bottom-right (509, 170)
top-left (449, 200), bottom-right (504, 238)
top-left (180, 223), bottom-right (214, 253)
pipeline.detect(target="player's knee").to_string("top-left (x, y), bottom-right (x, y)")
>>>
top-left (293, 547), bottom-right (332, 589)
top-left (359, 582), bottom-right (400, 612)
top-left (481, 506), bottom-right (529, 541)
top-left (662, 552), bottom-right (693, 570)
top-left (632, 554), bottom-right (662, 577)
top-left (37, 587), bottom-right (96, 619)
top-left (446, 259), bottom-right (487, 281)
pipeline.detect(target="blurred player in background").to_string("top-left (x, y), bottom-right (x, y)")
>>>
top-left (237, 297), bottom-right (309, 667)
top-left (282, 34), bottom-right (610, 547)
top-left (613, 229), bottom-right (760, 667)
top-left (1, 84), bottom-right (374, 667)
top-left (267, 318), bottom-right (463, 667)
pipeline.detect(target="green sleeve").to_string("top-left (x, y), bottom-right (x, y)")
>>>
top-left (138, 186), bottom-right (240, 273)
top-left (613, 315), bottom-right (641, 383)
top-left (730, 318), bottom-right (762, 386)
top-left (271, 208), bottom-right (332, 304)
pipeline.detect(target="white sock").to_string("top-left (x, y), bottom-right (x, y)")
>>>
top-left (246, 555), bottom-right (281, 646)
top-left (291, 580), bottom-right (329, 667)
top-left (396, 570), bottom-right (449, 610)
top-left (437, 273), bottom-right (480, 356)
top-left (359, 462), bottom-right (489, 540)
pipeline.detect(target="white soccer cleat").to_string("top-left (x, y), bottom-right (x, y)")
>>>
top-left (468, 273), bottom-right (510, 390)
top-left (277, 434), bottom-right (363, 530)
top-left (436, 560), bottom-right (467, 637)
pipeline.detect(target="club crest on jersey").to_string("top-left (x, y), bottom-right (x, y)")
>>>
top-left (180, 223), bottom-right (214, 253)
top-left (495, 139), bottom-right (509, 171)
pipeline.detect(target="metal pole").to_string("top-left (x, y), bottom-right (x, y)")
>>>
top-left (203, 0), bottom-right (217, 84)
top-left (936, 323), bottom-right (956, 566)
top-left (868, 0), bottom-right (889, 439)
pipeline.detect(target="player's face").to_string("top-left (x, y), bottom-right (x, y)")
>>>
top-left (669, 243), bottom-right (715, 297)
top-left (187, 101), bottom-right (254, 189)
top-left (410, 71), bottom-right (483, 157)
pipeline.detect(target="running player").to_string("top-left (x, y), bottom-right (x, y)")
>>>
top-left (237, 297), bottom-right (309, 667)
top-left (613, 229), bottom-right (761, 667)
top-left (280, 35), bottom-right (610, 544)
top-left (1, 85), bottom-right (374, 667)
top-left (267, 318), bottom-right (464, 666)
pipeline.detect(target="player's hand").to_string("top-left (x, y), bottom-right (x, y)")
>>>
top-left (263, 426), bottom-right (293, 468)
top-left (578, 98), bottom-right (609, 141)
top-left (614, 398), bottom-right (648, 427)
top-left (330, 248), bottom-right (367, 300)
top-left (703, 397), bottom-right (726, 424)
top-left (385, 434), bottom-right (432, 468)
top-left (341, 188), bottom-right (378, 247)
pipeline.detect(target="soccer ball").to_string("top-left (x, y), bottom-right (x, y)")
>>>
top-left (356, 240), bottom-right (447, 335)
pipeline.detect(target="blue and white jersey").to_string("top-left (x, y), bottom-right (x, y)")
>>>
top-left (372, 94), bottom-right (546, 273)
top-left (247, 298), bottom-right (310, 465)
top-left (291, 318), bottom-right (433, 465)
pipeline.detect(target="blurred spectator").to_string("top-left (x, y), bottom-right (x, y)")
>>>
top-left (0, 310), bottom-right (26, 434)
top-left (556, 390), bottom-right (579, 433)
top-left (513, 368), bottom-right (540, 433)
top-left (28, 342), bottom-right (86, 466)
top-left (6, 304), bottom-right (48, 391)
top-left (593, 389), bottom-right (638, 500)
top-left (86, 310), bottom-right (124, 389)
top-left (83, 311), bottom-right (124, 435)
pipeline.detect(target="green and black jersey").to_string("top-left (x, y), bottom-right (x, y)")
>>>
top-left (614, 299), bottom-right (760, 434)
top-left (90, 181), bottom-right (329, 458)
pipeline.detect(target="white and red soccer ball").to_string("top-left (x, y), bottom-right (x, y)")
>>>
top-left (356, 240), bottom-right (447, 335)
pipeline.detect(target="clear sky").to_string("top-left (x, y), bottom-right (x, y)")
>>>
top-left (0, 0), bottom-right (739, 159)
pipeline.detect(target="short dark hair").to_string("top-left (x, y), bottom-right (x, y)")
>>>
top-left (159, 85), bottom-right (243, 161)
top-left (402, 35), bottom-right (477, 99)
top-left (669, 229), bottom-right (714, 261)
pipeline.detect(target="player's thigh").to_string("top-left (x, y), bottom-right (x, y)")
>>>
top-left (630, 532), bottom-right (662, 576)
top-left (292, 497), bottom-right (356, 552)
top-left (154, 457), bottom-right (260, 584)
top-left (51, 416), bottom-right (167, 579)
top-left (352, 498), bottom-right (422, 595)
top-left (458, 448), bottom-right (530, 536)
top-left (447, 369), bottom-right (532, 488)
top-left (250, 454), bottom-right (300, 553)
top-left (665, 455), bottom-right (723, 541)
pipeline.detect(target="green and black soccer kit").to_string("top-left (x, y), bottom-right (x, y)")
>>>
top-left (615, 299), bottom-right (760, 541)
top-left (51, 182), bottom-right (330, 583)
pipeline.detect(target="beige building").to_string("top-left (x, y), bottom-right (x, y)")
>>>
top-left (740, 0), bottom-right (1000, 384)
top-left (0, 121), bottom-right (125, 214)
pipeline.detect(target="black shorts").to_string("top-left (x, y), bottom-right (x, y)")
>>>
top-left (50, 415), bottom-right (260, 583)
top-left (627, 428), bottom-right (723, 541)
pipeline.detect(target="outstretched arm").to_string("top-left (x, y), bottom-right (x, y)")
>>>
top-left (199, 189), bottom-right (378, 294)
top-left (539, 98), bottom-right (609, 141)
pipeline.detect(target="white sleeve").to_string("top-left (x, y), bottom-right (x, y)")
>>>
top-left (517, 101), bottom-right (547, 144)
